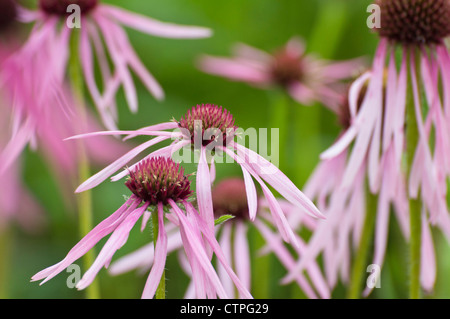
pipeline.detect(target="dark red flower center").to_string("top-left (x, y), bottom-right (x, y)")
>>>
top-left (212, 178), bottom-right (250, 220)
top-left (125, 157), bottom-right (192, 206)
top-left (39, 0), bottom-right (98, 16)
top-left (375, 0), bottom-right (450, 45)
top-left (269, 48), bottom-right (304, 87)
top-left (0, 0), bottom-right (17, 33)
top-left (178, 104), bottom-right (238, 148)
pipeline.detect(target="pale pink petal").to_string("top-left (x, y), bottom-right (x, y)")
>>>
top-left (32, 197), bottom-right (141, 284)
top-left (76, 203), bottom-right (149, 290)
top-left (421, 212), bottom-right (436, 292)
top-left (75, 136), bottom-right (169, 192)
top-left (196, 147), bottom-right (215, 233)
top-left (198, 56), bottom-right (270, 84)
top-left (217, 223), bottom-right (235, 297)
top-left (100, 5), bottom-right (212, 39)
top-left (142, 203), bottom-right (168, 299)
top-left (234, 221), bottom-right (251, 292)
top-left (169, 200), bottom-right (228, 298)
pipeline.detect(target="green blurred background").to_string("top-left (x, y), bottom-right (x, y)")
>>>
top-left (3, 0), bottom-right (450, 299)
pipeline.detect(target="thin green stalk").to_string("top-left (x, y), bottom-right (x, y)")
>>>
top-left (347, 190), bottom-right (377, 299)
top-left (0, 226), bottom-right (12, 299)
top-left (69, 28), bottom-right (100, 299)
top-left (406, 48), bottom-right (421, 300)
top-left (268, 90), bottom-right (289, 174)
top-left (152, 211), bottom-right (165, 299)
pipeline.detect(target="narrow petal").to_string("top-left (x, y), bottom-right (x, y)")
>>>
top-left (100, 5), bottom-right (212, 39)
top-left (75, 136), bottom-right (169, 192)
top-left (76, 203), bottom-right (148, 290)
top-left (32, 197), bottom-right (141, 284)
top-left (142, 203), bottom-right (168, 299)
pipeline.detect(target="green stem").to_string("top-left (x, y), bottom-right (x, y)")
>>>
top-left (69, 28), bottom-right (100, 299)
top-left (152, 211), bottom-right (165, 299)
top-left (0, 226), bottom-right (12, 299)
top-left (406, 48), bottom-right (421, 300)
top-left (347, 190), bottom-right (377, 299)
top-left (268, 90), bottom-right (289, 174)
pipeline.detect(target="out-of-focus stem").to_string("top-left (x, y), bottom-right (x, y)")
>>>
top-left (347, 190), bottom-right (377, 299)
top-left (68, 28), bottom-right (100, 299)
top-left (0, 226), bottom-right (11, 299)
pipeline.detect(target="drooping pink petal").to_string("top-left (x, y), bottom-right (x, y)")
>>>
top-left (169, 200), bottom-right (228, 299)
top-left (32, 197), bottom-right (141, 284)
top-left (142, 203), bottom-right (168, 299)
top-left (196, 147), bottom-right (215, 234)
top-left (198, 56), bottom-right (271, 84)
top-left (75, 136), bottom-right (169, 192)
top-left (100, 4), bottom-right (212, 39)
top-left (233, 143), bottom-right (323, 219)
top-left (421, 212), bottom-right (436, 292)
top-left (234, 221), bottom-right (251, 292)
top-left (190, 203), bottom-right (253, 299)
top-left (76, 203), bottom-right (149, 290)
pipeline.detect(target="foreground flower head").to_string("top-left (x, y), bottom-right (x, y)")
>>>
top-left (32, 157), bottom-right (252, 299)
top-left (3, 0), bottom-right (211, 131)
top-left (67, 103), bottom-right (324, 250)
top-left (109, 177), bottom-right (330, 299)
top-left (198, 37), bottom-right (364, 111)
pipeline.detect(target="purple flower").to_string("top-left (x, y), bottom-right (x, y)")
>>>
top-left (198, 37), bottom-right (364, 111)
top-left (283, 15), bottom-right (450, 290)
top-left (4, 0), bottom-right (211, 130)
top-left (109, 177), bottom-right (330, 299)
top-left (319, 0), bottom-right (450, 223)
top-left (32, 157), bottom-right (252, 299)
top-left (67, 104), bottom-right (324, 249)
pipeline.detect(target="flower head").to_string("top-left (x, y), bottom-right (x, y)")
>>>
top-left (2, 0), bottom-right (211, 133)
top-left (0, 0), bottom-right (17, 32)
top-left (178, 104), bottom-right (237, 147)
top-left (125, 157), bottom-right (192, 205)
top-left (375, 0), bottom-right (450, 45)
top-left (109, 177), bottom-right (329, 299)
top-left (212, 177), bottom-right (249, 219)
top-left (67, 103), bottom-right (324, 251)
top-left (198, 37), bottom-right (364, 111)
top-left (32, 157), bottom-right (252, 299)
top-left (39, 0), bottom-right (98, 15)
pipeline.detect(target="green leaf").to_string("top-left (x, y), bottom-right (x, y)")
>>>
top-left (214, 215), bottom-right (235, 226)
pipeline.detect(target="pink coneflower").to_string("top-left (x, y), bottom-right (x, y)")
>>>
top-left (67, 104), bottom-right (324, 248)
top-left (32, 157), bottom-right (252, 299)
top-left (283, 52), bottom-right (449, 295)
top-left (108, 177), bottom-right (330, 299)
top-left (318, 2), bottom-right (450, 297)
top-left (319, 0), bottom-right (450, 223)
top-left (0, 80), bottom-right (129, 195)
top-left (198, 37), bottom-right (363, 111)
top-left (0, 105), bottom-right (45, 233)
top-left (5, 0), bottom-right (211, 130)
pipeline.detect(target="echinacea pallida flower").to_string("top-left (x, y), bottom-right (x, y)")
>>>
top-left (319, 0), bottom-right (450, 223)
top-left (66, 104), bottom-right (324, 250)
top-left (108, 177), bottom-right (330, 299)
top-left (284, 2), bottom-right (450, 296)
top-left (198, 37), bottom-right (363, 112)
top-left (5, 0), bottom-right (211, 130)
top-left (282, 91), bottom-right (441, 295)
top-left (32, 157), bottom-right (252, 299)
